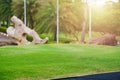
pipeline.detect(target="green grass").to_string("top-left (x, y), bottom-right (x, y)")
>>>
top-left (0, 44), bottom-right (120, 80)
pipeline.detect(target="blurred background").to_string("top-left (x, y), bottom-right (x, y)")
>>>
top-left (0, 0), bottom-right (120, 43)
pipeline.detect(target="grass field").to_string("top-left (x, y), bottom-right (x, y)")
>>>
top-left (0, 44), bottom-right (120, 80)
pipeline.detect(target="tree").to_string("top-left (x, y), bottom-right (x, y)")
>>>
top-left (12, 0), bottom-right (41, 29)
top-left (0, 0), bottom-right (13, 27)
top-left (92, 1), bottom-right (120, 35)
top-left (35, 0), bottom-right (84, 41)
top-left (60, 0), bottom-right (84, 41)
top-left (80, 1), bottom-right (87, 43)
top-left (35, 0), bottom-right (57, 40)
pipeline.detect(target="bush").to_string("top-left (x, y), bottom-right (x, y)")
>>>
top-left (26, 35), bottom-right (33, 42)
top-left (0, 27), bottom-right (7, 33)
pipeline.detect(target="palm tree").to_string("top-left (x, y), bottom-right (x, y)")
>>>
top-left (0, 0), bottom-right (13, 27)
top-left (35, 0), bottom-right (84, 41)
top-left (35, 0), bottom-right (57, 40)
top-left (12, 0), bottom-right (41, 29)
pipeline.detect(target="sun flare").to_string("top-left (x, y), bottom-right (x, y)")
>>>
top-left (87, 0), bottom-right (106, 7)
top-left (96, 0), bottom-right (106, 6)
top-left (87, 0), bottom-right (119, 7)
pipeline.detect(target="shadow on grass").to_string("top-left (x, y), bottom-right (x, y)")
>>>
top-left (53, 71), bottom-right (120, 80)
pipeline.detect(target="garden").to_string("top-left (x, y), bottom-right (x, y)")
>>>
top-left (0, 0), bottom-right (120, 80)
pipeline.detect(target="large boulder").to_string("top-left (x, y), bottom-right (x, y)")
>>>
top-left (87, 34), bottom-right (117, 46)
top-left (0, 32), bottom-right (18, 46)
top-left (6, 16), bottom-right (48, 45)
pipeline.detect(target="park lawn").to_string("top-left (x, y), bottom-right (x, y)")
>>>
top-left (0, 44), bottom-right (120, 80)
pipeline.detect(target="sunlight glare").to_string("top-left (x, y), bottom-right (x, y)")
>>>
top-left (96, 0), bottom-right (106, 6)
top-left (87, 0), bottom-right (106, 7)
top-left (111, 0), bottom-right (119, 3)
top-left (87, 0), bottom-right (119, 7)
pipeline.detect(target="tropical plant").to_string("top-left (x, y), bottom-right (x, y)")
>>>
top-left (34, 0), bottom-right (57, 40)
top-left (12, 0), bottom-right (41, 29)
top-left (35, 0), bottom-right (84, 41)
top-left (0, 0), bottom-right (13, 27)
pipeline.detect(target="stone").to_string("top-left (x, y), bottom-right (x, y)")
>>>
top-left (87, 34), bottom-right (117, 46)
top-left (0, 32), bottom-right (17, 46)
top-left (6, 16), bottom-right (48, 45)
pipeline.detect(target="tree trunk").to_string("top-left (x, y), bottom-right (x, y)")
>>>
top-left (7, 17), bottom-right (10, 27)
top-left (80, 4), bottom-right (87, 43)
top-left (2, 20), bottom-right (5, 26)
top-left (74, 35), bottom-right (79, 41)
top-left (0, 21), bottom-right (1, 27)
top-left (53, 26), bottom-right (57, 41)
top-left (30, 14), bottom-right (34, 29)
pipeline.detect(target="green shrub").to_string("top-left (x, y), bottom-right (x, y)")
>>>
top-left (0, 27), bottom-right (7, 33)
top-left (26, 35), bottom-right (33, 42)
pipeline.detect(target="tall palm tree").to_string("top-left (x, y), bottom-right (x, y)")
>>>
top-left (35, 0), bottom-right (84, 41)
top-left (35, 0), bottom-right (57, 40)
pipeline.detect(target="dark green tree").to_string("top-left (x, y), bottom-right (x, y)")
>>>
top-left (0, 0), bottom-right (13, 27)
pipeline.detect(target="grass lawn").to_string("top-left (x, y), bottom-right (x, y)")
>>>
top-left (0, 44), bottom-right (120, 80)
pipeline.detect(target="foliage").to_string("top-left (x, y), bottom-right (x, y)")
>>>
top-left (92, 2), bottom-right (120, 35)
top-left (0, 27), bottom-right (7, 33)
top-left (34, 0), bottom-right (56, 35)
top-left (12, 0), bottom-right (41, 29)
top-left (0, 27), bottom-right (6, 33)
top-left (0, 44), bottom-right (120, 80)
top-left (1, 0), bottom-right (120, 41)
top-left (35, 0), bottom-right (84, 41)
top-left (60, 0), bottom-right (84, 41)
top-left (0, 0), bottom-right (13, 27)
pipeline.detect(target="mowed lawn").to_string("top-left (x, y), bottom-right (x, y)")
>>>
top-left (0, 44), bottom-right (120, 80)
